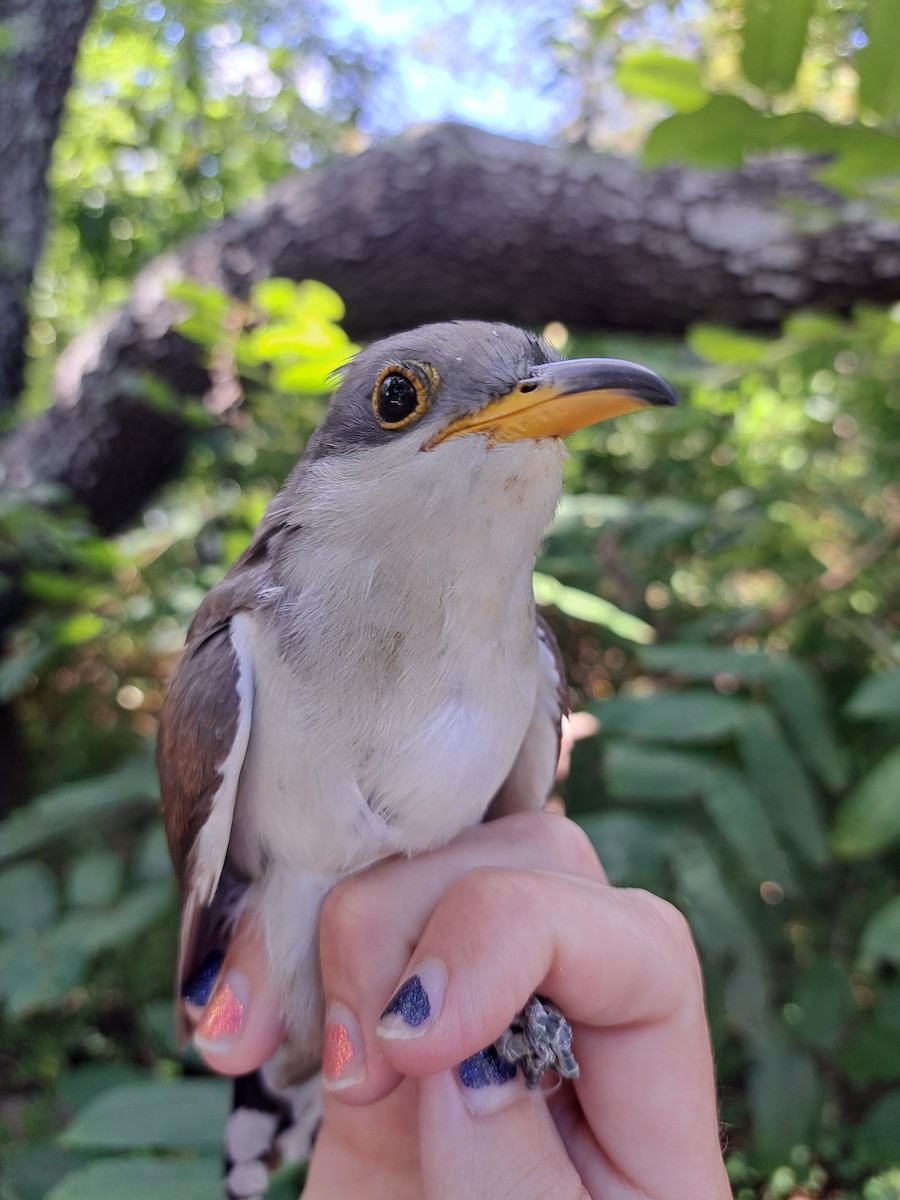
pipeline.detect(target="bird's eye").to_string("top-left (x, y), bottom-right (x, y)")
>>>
top-left (372, 365), bottom-right (430, 430)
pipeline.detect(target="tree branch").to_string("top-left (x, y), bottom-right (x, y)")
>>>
top-left (4, 122), bottom-right (900, 532)
top-left (0, 0), bottom-right (96, 409)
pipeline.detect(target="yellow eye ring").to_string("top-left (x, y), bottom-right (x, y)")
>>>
top-left (372, 364), bottom-right (432, 430)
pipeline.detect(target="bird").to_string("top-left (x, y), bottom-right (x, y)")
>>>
top-left (157, 320), bottom-right (677, 1198)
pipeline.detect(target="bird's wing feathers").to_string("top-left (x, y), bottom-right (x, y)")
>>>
top-left (158, 610), bottom-right (254, 1041)
top-left (488, 614), bottom-right (570, 818)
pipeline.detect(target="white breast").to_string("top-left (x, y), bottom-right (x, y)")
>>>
top-left (232, 434), bottom-right (563, 874)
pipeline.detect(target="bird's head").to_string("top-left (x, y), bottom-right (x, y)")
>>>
top-left (283, 322), bottom-right (677, 577)
top-left (307, 321), bottom-right (678, 462)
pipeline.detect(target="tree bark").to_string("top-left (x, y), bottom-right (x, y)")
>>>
top-left (4, 122), bottom-right (900, 532)
top-left (0, 0), bottom-right (96, 410)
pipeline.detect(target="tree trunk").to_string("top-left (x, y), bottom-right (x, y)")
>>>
top-left (0, 0), bottom-right (96, 410)
top-left (4, 122), bottom-right (900, 533)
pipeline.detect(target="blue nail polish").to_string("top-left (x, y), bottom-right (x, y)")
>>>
top-left (381, 974), bottom-right (430, 1026)
top-left (181, 949), bottom-right (225, 1006)
top-left (458, 1046), bottom-right (517, 1089)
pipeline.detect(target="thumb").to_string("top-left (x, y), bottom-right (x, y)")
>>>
top-left (418, 1056), bottom-right (588, 1200)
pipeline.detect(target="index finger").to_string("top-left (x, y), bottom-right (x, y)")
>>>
top-left (377, 869), bottom-right (730, 1200)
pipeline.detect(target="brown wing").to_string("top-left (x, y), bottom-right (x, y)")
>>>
top-left (488, 614), bottom-right (570, 818)
top-left (157, 614), bottom-right (254, 1042)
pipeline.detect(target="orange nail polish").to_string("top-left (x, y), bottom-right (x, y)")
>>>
top-left (322, 1002), bottom-right (364, 1089)
top-left (195, 973), bottom-right (247, 1048)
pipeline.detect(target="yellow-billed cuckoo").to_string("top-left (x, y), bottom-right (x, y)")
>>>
top-left (158, 321), bottom-right (677, 1198)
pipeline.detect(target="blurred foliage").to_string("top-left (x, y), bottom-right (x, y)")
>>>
top-left (2, 1), bottom-right (900, 1198)
top-left (18, 0), bottom-right (380, 416)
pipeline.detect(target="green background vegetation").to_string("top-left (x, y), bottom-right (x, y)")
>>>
top-left (1, 1), bottom-right (899, 1197)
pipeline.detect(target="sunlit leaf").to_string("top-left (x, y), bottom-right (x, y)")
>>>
top-left (54, 612), bottom-right (105, 646)
top-left (857, 0), bottom-right (900, 120)
top-left (532, 572), bottom-right (656, 643)
top-left (740, 0), bottom-right (815, 95)
top-left (61, 1078), bottom-right (229, 1149)
top-left (615, 51), bottom-right (707, 113)
top-left (688, 325), bottom-right (771, 366)
top-left (643, 95), bottom-right (767, 169)
top-left (833, 747), bottom-right (900, 859)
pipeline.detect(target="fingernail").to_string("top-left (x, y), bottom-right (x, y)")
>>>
top-left (322, 1002), bottom-right (365, 1090)
top-left (194, 970), bottom-right (248, 1052)
top-left (456, 1046), bottom-right (520, 1113)
top-left (377, 959), bottom-right (446, 1039)
top-left (181, 949), bottom-right (225, 1006)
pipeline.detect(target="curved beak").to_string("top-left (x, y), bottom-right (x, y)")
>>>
top-left (425, 358), bottom-right (678, 449)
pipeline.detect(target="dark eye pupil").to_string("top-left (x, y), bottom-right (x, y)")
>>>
top-left (378, 374), bottom-right (419, 423)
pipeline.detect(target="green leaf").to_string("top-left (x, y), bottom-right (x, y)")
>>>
top-left (269, 355), bottom-right (347, 396)
top-left (859, 896), bottom-right (900, 971)
top-left (639, 642), bottom-right (770, 683)
top-left (857, 0), bottom-right (900, 120)
top-left (643, 95), bottom-right (768, 170)
top-left (737, 704), bottom-right (829, 866)
top-left (687, 325), bottom-right (772, 366)
top-left (833, 747), bottom-right (900, 859)
top-left (578, 811), bottom-right (677, 887)
top-left (56, 1063), bottom-right (150, 1113)
top-left (766, 659), bottom-right (849, 793)
top-left (615, 51), bottom-right (707, 112)
top-left (61, 1079), bottom-right (230, 1150)
top-left (591, 689), bottom-right (745, 743)
top-left (747, 1022), bottom-right (821, 1169)
top-left (0, 861), bottom-right (59, 934)
top-left (741, 0), bottom-right (815, 94)
top-left (0, 636), bottom-right (56, 702)
top-left (46, 1156), bottom-right (222, 1200)
top-left (251, 277), bottom-right (345, 323)
top-left (532, 572), bottom-right (656, 644)
top-left (54, 612), bottom-right (105, 646)
top-left (855, 1090), bottom-right (900, 1168)
top-left (0, 935), bottom-right (87, 1017)
top-left (602, 742), bottom-right (706, 802)
top-left (51, 880), bottom-right (174, 957)
top-left (671, 835), bottom-right (770, 1026)
top-left (841, 1014), bottom-right (900, 1084)
top-left (1, 1142), bottom-right (85, 1200)
top-left (65, 851), bottom-right (123, 909)
top-left (0, 883), bottom-right (172, 1016)
top-left (697, 765), bottom-right (796, 891)
top-left (0, 753), bottom-right (158, 864)
top-left (789, 960), bottom-right (853, 1052)
top-left (846, 670), bottom-right (900, 721)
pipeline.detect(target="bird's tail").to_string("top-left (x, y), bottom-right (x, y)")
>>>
top-left (223, 1064), bottom-right (322, 1200)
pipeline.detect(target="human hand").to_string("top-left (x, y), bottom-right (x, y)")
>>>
top-left (188, 811), bottom-right (731, 1200)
